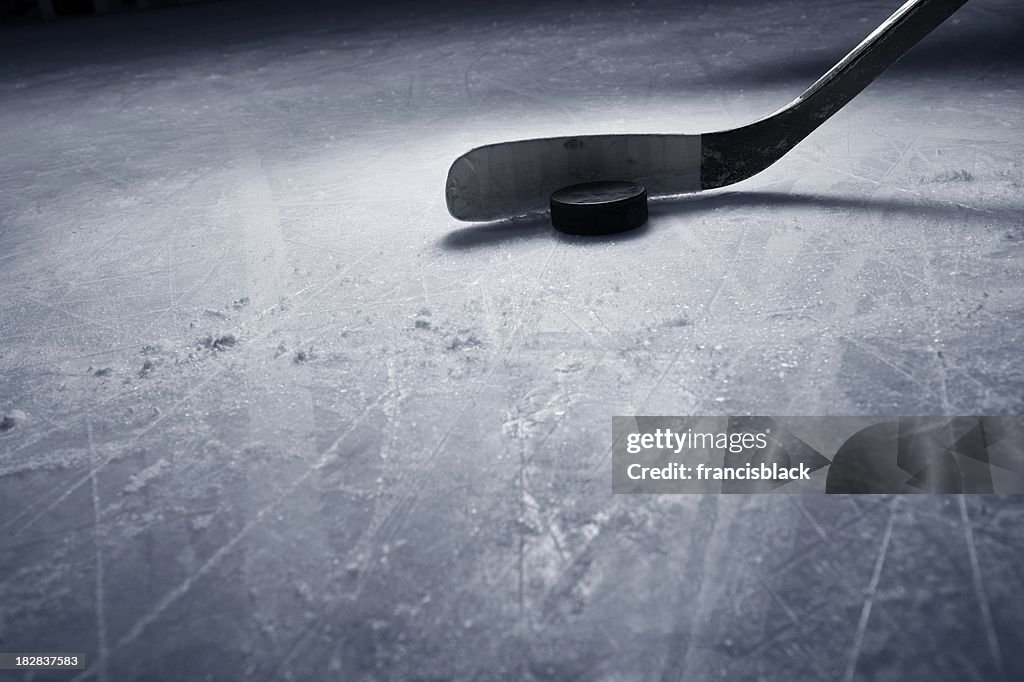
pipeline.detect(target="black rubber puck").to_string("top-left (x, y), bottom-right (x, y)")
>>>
top-left (549, 180), bottom-right (648, 235)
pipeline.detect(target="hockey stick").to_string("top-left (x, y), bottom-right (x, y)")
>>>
top-left (445, 0), bottom-right (969, 222)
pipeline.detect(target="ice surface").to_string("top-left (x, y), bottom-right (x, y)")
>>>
top-left (1, 0), bottom-right (1023, 679)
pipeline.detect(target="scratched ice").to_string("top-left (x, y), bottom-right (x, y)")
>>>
top-left (0, 0), bottom-right (1022, 679)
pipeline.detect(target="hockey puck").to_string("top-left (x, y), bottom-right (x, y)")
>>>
top-left (549, 181), bottom-right (648, 235)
